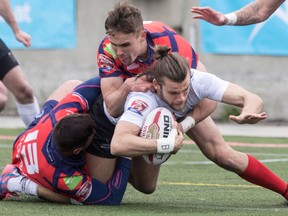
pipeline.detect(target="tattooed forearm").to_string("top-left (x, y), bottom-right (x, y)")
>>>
top-left (235, 2), bottom-right (261, 25)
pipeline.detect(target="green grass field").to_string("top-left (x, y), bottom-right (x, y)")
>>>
top-left (1, 128), bottom-right (288, 216)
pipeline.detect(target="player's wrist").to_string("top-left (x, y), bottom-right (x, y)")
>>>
top-left (156, 128), bottom-right (177, 153)
top-left (122, 80), bottom-right (132, 93)
top-left (224, 12), bottom-right (237, 25)
top-left (156, 138), bottom-right (174, 153)
top-left (180, 116), bottom-right (195, 133)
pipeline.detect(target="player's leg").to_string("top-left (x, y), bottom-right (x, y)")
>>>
top-left (2, 65), bottom-right (40, 125)
top-left (105, 157), bottom-right (131, 205)
top-left (1, 50), bottom-right (39, 126)
top-left (186, 116), bottom-right (288, 200)
top-left (129, 156), bottom-right (160, 194)
top-left (186, 117), bottom-right (248, 172)
top-left (2, 65), bottom-right (34, 104)
top-left (84, 157), bottom-right (131, 205)
top-left (47, 79), bottom-right (82, 102)
top-left (0, 164), bottom-right (39, 199)
top-left (85, 154), bottom-right (117, 184)
top-left (0, 82), bottom-right (8, 111)
top-left (0, 40), bottom-right (12, 112)
top-left (0, 164), bottom-right (70, 203)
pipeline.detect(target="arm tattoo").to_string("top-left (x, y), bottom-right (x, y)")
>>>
top-left (235, 2), bottom-right (261, 25)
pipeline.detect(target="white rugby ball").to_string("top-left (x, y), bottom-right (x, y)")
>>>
top-left (140, 107), bottom-right (175, 165)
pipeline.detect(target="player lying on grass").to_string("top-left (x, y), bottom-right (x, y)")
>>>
top-left (110, 45), bottom-right (288, 201)
top-left (0, 77), bottom-right (131, 205)
top-left (0, 72), bottom-right (208, 203)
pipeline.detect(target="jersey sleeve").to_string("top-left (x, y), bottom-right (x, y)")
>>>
top-left (73, 77), bottom-right (101, 108)
top-left (119, 91), bottom-right (158, 128)
top-left (97, 36), bottom-right (124, 78)
top-left (52, 93), bottom-right (90, 122)
top-left (191, 69), bottom-right (230, 101)
top-left (82, 157), bottom-right (131, 205)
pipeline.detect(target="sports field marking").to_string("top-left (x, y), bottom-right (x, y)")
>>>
top-left (160, 181), bottom-right (259, 188)
top-left (0, 135), bottom-right (16, 140)
top-left (184, 140), bottom-right (288, 148)
top-left (180, 149), bottom-right (288, 157)
top-left (165, 158), bottom-right (288, 165)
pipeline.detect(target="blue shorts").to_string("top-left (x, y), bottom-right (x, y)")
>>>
top-left (87, 95), bottom-right (116, 158)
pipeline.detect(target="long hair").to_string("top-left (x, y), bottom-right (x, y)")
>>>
top-left (52, 114), bottom-right (96, 153)
top-left (137, 45), bottom-right (190, 85)
top-left (105, 1), bottom-right (144, 36)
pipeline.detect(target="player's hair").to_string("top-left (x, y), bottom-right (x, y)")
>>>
top-left (137, 45), bottom-right (190, 85)
top-left (105, 1), bottom-right (144, 36)
top-left (52, 114), bottom-right (96, 153)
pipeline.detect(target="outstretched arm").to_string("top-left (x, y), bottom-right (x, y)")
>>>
top-left (191, 0), bottom-right (285, 26)
top-left (0, 0), bottom-right (31, 47)
top-left (221, 83), bottom-right (267, 124)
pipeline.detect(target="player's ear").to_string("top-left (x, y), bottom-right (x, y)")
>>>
top-left (139, 30), bottom-right (146, 42)
top-left (152, 79), bottom-right (160, 91)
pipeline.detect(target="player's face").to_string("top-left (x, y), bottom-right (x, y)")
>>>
top-left (109, 30), bottom-right (146, 66)
top-left (154, 75), bottom-right (190, 111)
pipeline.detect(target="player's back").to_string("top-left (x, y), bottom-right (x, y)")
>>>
top-left (144, 21), bottom-right (198, 68)
top-left (11, 93), bottom-right (90, 193)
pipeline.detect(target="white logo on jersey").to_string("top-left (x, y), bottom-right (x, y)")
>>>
top-left (21, 130), bottom-right (39, 174)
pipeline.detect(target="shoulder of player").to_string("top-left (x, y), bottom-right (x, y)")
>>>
top-left (128, 90), bottom-right (155, 99)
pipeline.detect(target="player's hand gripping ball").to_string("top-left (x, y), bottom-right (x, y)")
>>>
top-left (140, 107), bottom-right (175, 165)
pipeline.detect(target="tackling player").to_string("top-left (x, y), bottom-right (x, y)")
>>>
top-left (0, 77), bottom-right (131, 205)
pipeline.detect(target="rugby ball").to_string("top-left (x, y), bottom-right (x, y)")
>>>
top-left (139, 107), bottom-right (175, 165)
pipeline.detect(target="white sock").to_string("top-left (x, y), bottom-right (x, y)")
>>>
top-left (16, 97), bottom-right (40, 127)
top-left (7, 175), bottom-right (23, 192)
top-left (7, 176), bottom-right (38, 196)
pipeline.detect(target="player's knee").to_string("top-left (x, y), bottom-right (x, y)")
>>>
top-left (137, 186), bottom-right (156, 194)
top-left (14, 84), bottom-right (34, 103)
top-left (130, 181), bottom-right (157, 194)
top-left (0, 97), bottom-right (7, 111)
top-left (0, 91), bottom-right (8, 111)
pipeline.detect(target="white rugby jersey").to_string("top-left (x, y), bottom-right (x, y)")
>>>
top-left (106, 69), bottom-right (229, 128)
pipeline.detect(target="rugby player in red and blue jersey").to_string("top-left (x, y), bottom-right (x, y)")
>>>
top-left (0, 77), bottom-right (131, 205)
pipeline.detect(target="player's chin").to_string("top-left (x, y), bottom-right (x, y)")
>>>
top-left (171, 104), bottom-right (185, 111)
top-left (120, 58), bottom-right (133, 66)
